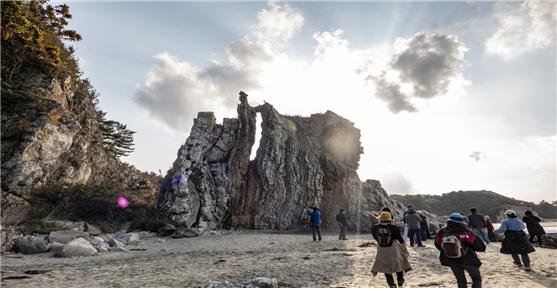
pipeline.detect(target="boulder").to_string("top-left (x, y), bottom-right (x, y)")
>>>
top-left (13, 236), bottom-right (50, 254)
top-left (48, 230), bottom-right (89, 244)
top-left (172, 227), bottom-right (199, 238)
top-left (84, 223), bottom-right (102, 235)
top-left (104, 234), bottom-right (125, 248)
top-left (207, 281), bottom-right (241, 288)
top-left (542, 233), bottom-right (557, 248)
top-left (246, 277), bottom-right (278, 288)
top-left (86, 236), bottom-right (110, 252)
top-left (48, 241), bottom-right (65, 253)
top-left (113, 233), bottom-right (140, 245)
top-left (56, 237), bottom-right (97, 257)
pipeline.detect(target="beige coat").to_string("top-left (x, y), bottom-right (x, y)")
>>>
top-left (371, 241), bottom-right (412, 275)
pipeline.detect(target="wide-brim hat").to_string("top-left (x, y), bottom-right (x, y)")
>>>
top-left (377, 211), bottom-right (393, 222)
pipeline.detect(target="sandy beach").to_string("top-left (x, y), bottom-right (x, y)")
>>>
top-left (1, 231), bottom-right (556, 288)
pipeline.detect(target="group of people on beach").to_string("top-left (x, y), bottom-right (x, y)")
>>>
top-left (305, 206), bottom-right (547, 288)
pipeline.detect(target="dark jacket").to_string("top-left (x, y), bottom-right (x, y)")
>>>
top-left (336, 213), bottom-right (348, 226)
top-left (371, 223), bottom-right (405, 247)
top-left (404, 210), bottom-right (421, 230)
top-left (501, 230), bottom-right (535, 254)
top-left (523, 216), bottom-right (546, 236)
top-left (467, 213), bottom-right (486, 229)
top-left (435, 221), bottom-right (486, 267)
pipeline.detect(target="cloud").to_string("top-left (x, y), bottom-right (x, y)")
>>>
top-left (252, 1), bottom-right (304, 44)
top-left (134, 2), bottom-right (303, 131)
top-left (469, 151), bottom-right (483, 162)
top-left (485, 0), bottom-right (556, 59)
top-left (364, 33), bottom-right (468, 113)
top-left (381, 172), bottom-right (415, 194)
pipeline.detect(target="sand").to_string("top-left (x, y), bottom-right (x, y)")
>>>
top-left (1, 231), bottom-right (556, 288)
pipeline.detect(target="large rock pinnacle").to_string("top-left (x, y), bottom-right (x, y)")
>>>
top-left (158, 92), bottom-right (408, 231)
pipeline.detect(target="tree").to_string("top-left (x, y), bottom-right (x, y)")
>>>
top-left (98, 111), bottom-right (136, 158)
top-left (1, 0), bottom-right (81, 81)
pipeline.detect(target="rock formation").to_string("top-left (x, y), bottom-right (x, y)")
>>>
top-left (1, 73), bottom-right (158, 226)
top-left (159, 92), bottom-right (416, 231)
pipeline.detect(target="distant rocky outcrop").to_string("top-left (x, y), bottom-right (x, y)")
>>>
top-left (158, 92), bottom-right (427, 232)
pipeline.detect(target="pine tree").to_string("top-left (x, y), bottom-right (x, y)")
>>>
top-left (97, 111), bottom-right (136, 158)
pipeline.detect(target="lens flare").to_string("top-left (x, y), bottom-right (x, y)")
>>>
top-left (117, 196), bottom-right (129, 208)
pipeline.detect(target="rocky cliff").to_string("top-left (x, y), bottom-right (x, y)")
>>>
top-left (1, 73), bottom-right (158, 227)
top-left (158, 92), bottom-right (414, 232)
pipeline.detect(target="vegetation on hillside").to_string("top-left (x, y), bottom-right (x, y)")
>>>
top-left (392, 191), bottom-right (557, 221)
top-left (1, 0), bottom-right (135, 159)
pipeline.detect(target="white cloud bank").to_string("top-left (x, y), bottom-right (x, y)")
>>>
top-left (485, 0), bottom-right (556, 59)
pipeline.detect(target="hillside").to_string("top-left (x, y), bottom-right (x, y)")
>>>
top-left (1, 1), bottom-right (160, 233)
top-left (392, 190), bottom-right (557, 221)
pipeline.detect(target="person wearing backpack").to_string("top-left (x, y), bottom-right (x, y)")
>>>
top-left (497, 209), bottom-right (535, 271)
top-left (371, 212), bottom-right (411, 288)
top-left (435, 213), bottom-right (486, 288)
top-left (522, 210), bottom-right (546, 247)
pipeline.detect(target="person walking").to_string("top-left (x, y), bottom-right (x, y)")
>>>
top-left (498, 209), bottom-right (535, 271)
top-left (336, 209), bottom-right (348, 240)
top-left (404, 207), bottom-right (424, 247)
top-left (467, 208), bottom-right (489, 244)
top-left (435, 213), bottom-right (486, 288)
top-left (307, 207), bottom-right (322, 241)
top-left (484, 216), bottom-right (496, 242)
top-left (419, 212), bottom-right (432, 240)
top-left (371, 212), bottom-right (412, 288)
top-left (523, 210), bottom-right (546, 247)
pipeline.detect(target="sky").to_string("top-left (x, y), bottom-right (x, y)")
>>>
top-left (65, 0), bottom-right (556, 203)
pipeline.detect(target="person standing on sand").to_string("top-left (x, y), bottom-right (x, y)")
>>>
top-left (497, 209), bottom-right (535, 271)
top-left (484, 216), bottom-right (496, 242)
top-left (307, 207), bottom-right (322, 241)
top-left (435, 213), bottom-right (486, 288)
top-left (371, 212), bottom-right (411, 288)
top-left (336, 209), bottom-right (348, 240)
top-left (404, 208), bottom-right (424, 247)
top-left (419, 212), bottom-right (432, 240)
top-left (523, 210), bottom-right (546, 247)
top-left (468, 208), bottom-right (489, 244)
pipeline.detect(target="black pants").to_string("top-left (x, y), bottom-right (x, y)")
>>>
top-left (311, 224), bottom-right (322, 241)
top-left (449, 265), bottom-right (482, 288)
top-left (487, 230), bottom-right (496, 242)
top-left (384, 271), bottom-right (404, 287)
top-left (408, 228), bottom-right (423, 246)
top-left (529, 234), bottom-right (543, 246)
top-left (512, 253), bottom-right (530, 267)
top-left (339, 225), bottom-right (347, 240)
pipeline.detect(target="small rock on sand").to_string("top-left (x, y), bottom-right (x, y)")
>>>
top-left (13, 236), bottom-right (50, 254)
top-left (56, 238), bottom-right (97, 257)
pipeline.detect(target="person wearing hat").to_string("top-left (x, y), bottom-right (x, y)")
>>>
top-left (434, 213), bottom-right (486, 288)
top-left (497, 209), bottom-right (535, 271)
top-left (484, 215), bottom-right (496, 242)
top-left (371, 211), bottom-right (411, 288)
